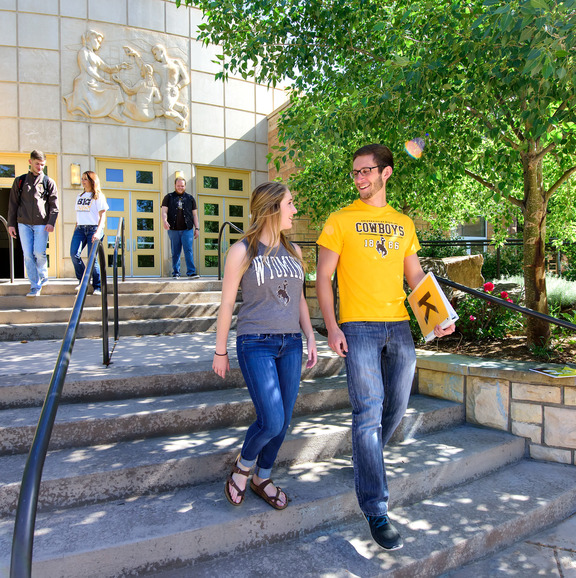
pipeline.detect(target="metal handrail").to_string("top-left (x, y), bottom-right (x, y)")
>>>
top-left (112, 217), bottom-right (125, 342)
top-left (10, 237), bottom-right (116, 577)
top-left (217, 221), bottom-right (244, 280)
top-left (0, 215), bottom-right (15, 283)
top-left (436, 276), bottom-right (576, 333)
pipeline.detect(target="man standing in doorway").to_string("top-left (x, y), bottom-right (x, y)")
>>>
top-left (161, 176), bottom-right (200, 278)
top-left (7, 150), bottom-right (59, 297)
top-left (316, 144), bottom-right (454, 551)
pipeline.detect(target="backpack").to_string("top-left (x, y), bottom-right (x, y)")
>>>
top-left (17, 173), bottom-right (51, 203)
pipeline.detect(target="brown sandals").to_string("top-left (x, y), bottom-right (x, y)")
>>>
top-left (224, 455), bottom-right (250, 506)
top-left (250, 478), bottom-right (288, 510)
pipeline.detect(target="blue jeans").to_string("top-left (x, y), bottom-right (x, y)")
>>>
top-left (167, 228), bottom-right (196, 276)
top-left (341, 321), bottom-right (416, 517)
top-left (236, 333), bottom-right (303, 479)
top-left (70, 225), bottom-right (101, 290)
top-left (18, 223), bottom-right (49, 291)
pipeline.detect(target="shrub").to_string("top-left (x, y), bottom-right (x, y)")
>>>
top-left (481, 245), bottom-right (524, 280)
top-left (417, 230), bottom-right (468, 258)
top-left (456, 281), bottom-right (524, 340)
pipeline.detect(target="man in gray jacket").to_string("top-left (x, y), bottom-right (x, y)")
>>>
top-left (8, 150), bottom-right (59, 297)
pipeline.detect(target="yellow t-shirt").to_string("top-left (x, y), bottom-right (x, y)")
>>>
top-left (317, 199), bottom-right (421, 323)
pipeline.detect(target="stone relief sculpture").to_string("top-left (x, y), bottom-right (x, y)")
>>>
top-left (64, 31), bottom-right (190, 131)
top-left (150, 44), bottom-right (190, 130)
top-left (112, 47), bottom-right (162, 122)
top-left (64, 30), bottom-right (129, 122)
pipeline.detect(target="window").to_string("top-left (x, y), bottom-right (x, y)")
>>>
top-left (0, 164), bottom-right (15, 178)
top-left (106, 169), bottom-right (124, 182)
top-left (136, 170), bottom-right (154, 184)
top-left (229, 205), bottom-right (244, 217)
top-left (203, 176), bottom-right (219, 189)
top-left (456, 217), bottom-right (487, 238)
top-left (229, 178), bottom-right (243, 191)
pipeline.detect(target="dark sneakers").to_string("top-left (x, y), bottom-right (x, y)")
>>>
top-left (365, 514), bottom-right (404, 550)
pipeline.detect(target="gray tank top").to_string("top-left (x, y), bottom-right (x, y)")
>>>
top-left (236, 240), bottom-right (305, 336)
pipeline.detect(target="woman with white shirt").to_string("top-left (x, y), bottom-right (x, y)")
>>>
top-left (70, 171), bottom-right (109, 295)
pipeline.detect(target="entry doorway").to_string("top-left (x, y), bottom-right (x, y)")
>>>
top-left (196, 167), bottom-right (251, 276)
top-left (97, 160), bottom-right (162, 277)
top-left (0, 154), bottom-right (59, 279)
top-left (104, 190), bottom-right (162, 276)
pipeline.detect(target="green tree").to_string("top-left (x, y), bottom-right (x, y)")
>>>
top-left (182, 0), bottom-right (576, 346)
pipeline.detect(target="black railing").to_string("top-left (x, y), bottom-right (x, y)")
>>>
top-left (112, 218), bottom-right (125, 342)
top-left (9, 233), bottom-right (122, 577)
top-left (217, 221), bottom-right (244, 280)
top-left (436, 276), bottom-right (576, 333)
top-left (0, 215), bottom-right (15, 283)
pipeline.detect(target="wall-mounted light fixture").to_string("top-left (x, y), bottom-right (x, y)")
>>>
top-left (175, 170), bottom-right (185, 180)
top-left (70, 163), bottom-right (82, 186)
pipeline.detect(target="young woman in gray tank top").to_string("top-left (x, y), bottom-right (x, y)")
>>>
top-left (213, 181), bottom-right (317, 510)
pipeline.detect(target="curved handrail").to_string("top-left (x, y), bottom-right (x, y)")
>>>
top-left (0, 215), bottom-right (15, 283)
top-left (112, 217), bottom-right (125, 342)
top-left (10, 238), bottom-right (113, 578)
top-left (217, 221), bottom-right (244, 280)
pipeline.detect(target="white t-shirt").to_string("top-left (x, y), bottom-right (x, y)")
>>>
top-left (75, 191), bottom-right (109, 226)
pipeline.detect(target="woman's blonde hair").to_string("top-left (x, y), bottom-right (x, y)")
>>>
top-left (240, 181), bottom-right (303, 275)
top-left (82, 171), bottom-right (102, 200)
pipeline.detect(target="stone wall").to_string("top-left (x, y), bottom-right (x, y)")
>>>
top-left (416, 351), bottom-right (576, 465)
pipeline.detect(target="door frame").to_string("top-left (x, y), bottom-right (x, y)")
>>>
top-left (0, 153), bottom-right (59, 278)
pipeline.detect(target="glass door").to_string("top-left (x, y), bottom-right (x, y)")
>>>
top-left (196, 167), bottom-right (250, 275)
top-left (104, 190), bottom-right (161, 276)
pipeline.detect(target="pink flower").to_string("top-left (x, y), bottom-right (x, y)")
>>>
top-left (500, 291), bottom-right (509, 299)
top-left (483, 282), bottom-right (495, 292)
top-left (469, 315), bottom-right (476, 321)
top-left (507, 298), bottom-right (513, 303)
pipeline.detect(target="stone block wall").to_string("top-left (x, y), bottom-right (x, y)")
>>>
top-left (416, 351), bottom-right (576, 466)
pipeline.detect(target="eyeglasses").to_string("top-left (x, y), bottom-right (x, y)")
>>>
top-left (349, 165), bottom-right (384, 179)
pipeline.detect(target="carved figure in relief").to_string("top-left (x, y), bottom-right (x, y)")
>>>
top-left (64, 30), bottom-right (129, 122)
top-left (151, 44), bottom-right (190, 130)
top-left (112, 47), bottom-right (162, 122)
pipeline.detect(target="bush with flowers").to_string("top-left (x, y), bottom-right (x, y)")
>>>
top-left (455, 281), bottom-right (524, 340)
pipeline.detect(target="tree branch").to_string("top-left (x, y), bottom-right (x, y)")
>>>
top-left (464, 168), bottom-right (524, 209)
top-left (496, 94), bottom-right (525, 142)
top-left (533, 142), bottom-right (556, 166)
top-left (545, 165), bottom-right (576, 203)
top-left (465, 106), bottom-right (520, 150)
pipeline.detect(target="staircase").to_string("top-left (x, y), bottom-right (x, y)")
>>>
top-left (1, 334), bottom-right (576, 577)
top-left (0, 278), bottom-right (229, 341)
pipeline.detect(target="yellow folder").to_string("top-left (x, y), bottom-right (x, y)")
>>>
top-left (408, 272), bottom-right (459, 342)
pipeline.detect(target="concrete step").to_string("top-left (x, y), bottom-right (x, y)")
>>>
top-left (0, 302), bottom-right (237, 324)
top-left (3, 291), bottom-right (227, 310)
top-left (0, 278), bottom-right (223, 297)
top-left (0, 395), bottom-right (465, 515)
top-left (0, 348), bottom-right (343, 409)
top-left (0, 316), bottom-right (222, 341)
top-left (0, 376), bottom-right (351, 456)
top-left (0, 433), bottom-right (549, 578)
top-left (175, 460), bottom-right (576, 578)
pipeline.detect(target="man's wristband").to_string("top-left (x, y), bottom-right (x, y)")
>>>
top-left (214, 351), bottom-right (228, 356)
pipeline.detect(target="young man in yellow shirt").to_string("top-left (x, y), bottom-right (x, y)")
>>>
top-left (316, 144), bottom-right (454, 550)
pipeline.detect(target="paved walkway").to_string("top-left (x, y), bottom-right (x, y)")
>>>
top-left (0, 332), bottom-right (575, 576)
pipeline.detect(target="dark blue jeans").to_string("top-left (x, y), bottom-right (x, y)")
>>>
top-left (167, 228), bottom-right (196, 276)
top-left (236, 333), bottom-right (303, 479)
top-left (70, 225), bottom-right (101, 290)
top-left (341, 321), bottom-right (416, 517)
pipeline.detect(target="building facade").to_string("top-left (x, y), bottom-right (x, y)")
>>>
top-left (0, 0), bottom-right (287, 279)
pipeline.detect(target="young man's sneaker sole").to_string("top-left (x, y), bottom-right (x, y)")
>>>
top-left (365, 514), bottom-right (404, 550)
